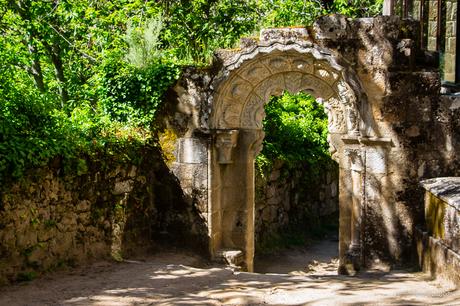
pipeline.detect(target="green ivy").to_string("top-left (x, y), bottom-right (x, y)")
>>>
top-left (100, 57), bottom-right (180, 128)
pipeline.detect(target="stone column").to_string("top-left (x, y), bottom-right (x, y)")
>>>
top-left (209, 130), bottom-right (239, 262)
top-left (344, 148), bottom-right (364, 274)
top-left (243, 129), bottom-right (264, 272)
top-left (348, 150), bottom-right (364, 253)
top-left (209, 128), bottom-right (263, 272)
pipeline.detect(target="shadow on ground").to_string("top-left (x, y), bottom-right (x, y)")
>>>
top-left (0, 243), bottom-right (458, 306)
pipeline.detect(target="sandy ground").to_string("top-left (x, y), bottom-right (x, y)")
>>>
top-left (0, 240), bottom-right (459, 306)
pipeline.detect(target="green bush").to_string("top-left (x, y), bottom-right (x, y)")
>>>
top-left (0, 56), bottom-right (180, 183)
top-left (100, 57), bottom-right (180, 128)
top-left (257, 92), bottom-right (330, 176)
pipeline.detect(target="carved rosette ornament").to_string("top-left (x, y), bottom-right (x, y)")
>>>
top-left (215, 130), bottom-right (239, 164)
top-left (211, 44), bottom-right (364, 142)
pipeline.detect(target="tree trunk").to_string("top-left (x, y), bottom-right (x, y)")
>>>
top-left (44, 41), bottom-right (69, 106)
top-left (25, 37), bottom-right (46, 93)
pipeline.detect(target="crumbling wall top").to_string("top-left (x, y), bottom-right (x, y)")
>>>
top-left (421, 177), bottom-right (460, 210)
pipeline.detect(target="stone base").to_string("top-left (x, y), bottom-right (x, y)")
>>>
top-left (216, 249), bottom-right (245, 271)
top-left (338, 245), bottom-right (361, 276)
top-left (416, 228), bottom-right (460, 288)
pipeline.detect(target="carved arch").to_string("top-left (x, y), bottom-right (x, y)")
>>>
top-left (208, 41), bottom-right (367, 273)
top-left (210, 43), bottom-right (362, 137)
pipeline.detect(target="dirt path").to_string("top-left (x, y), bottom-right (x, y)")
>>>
top-left (0, 241), bottom-right (459, 305)
top-left (255, 238), bottom-right (340, 275)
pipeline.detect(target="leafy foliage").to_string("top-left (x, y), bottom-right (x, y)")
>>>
top-left (258, 0), bottom-right (383, 27)
top-left (160, 0), bottom-right (260, 63)
top-left (0, 0), bottom-right (383, 183)
top-left (256, 92), bottom-right (331, 175)
top-left (100, 57), bottom-right (180, 127)
top-left (125, 15), bottom-right (164, 67)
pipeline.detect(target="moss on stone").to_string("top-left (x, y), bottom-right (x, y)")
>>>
top-left (158, 129), bottom-right (178, 166)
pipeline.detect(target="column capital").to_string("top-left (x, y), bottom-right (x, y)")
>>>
top-left (215, 129), bottom-right (239, 164)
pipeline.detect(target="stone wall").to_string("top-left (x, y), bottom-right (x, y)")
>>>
top-left (416, 177), bottom-right (460, 287)
top-left (412, 0), bottom-right (458, 83)
top-left (254, 161), bottom-right (339, 250)
top-left (0, 147), bottom-right (207, 284)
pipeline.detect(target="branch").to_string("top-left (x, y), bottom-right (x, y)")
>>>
top-left (46, 23), bottom-right (98, 63)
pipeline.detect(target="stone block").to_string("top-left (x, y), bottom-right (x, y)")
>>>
top-left (446, 21), bottom-right (457, 37)
top-left (450, 2), bottom-right (457, 21)
top-left (38, 227), bottom-right (56, 242)
top-left (444, 73), bottom-right (456, 83)
top-left (428, 1), bottom-right (438, 20)
top-left (216, 249), bottom-right (244, 269)
top-left (259, 27), bottom-right (310, 45)
top-left (16, 231), bottom-right (38, 249)
top-left (177, 138), bottom-right (208, 164)
top-left (428, 21), bottom-right (437, 37)
top-left (446, 37), bottom-right (457, 54)
top-left (421, 177), bottom-right (460, 253)
top-left (113, 180), bottom-right (134, 195)
top-left (76, 200), bottom-right (90, 212)
top-left (312, 14), bottom-right (351, 40)
top-left (416, 229), bottom-right (460, 288)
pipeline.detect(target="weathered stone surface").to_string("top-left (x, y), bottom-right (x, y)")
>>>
top-left (164, 17), bottom-right (460, 273)
top-left (421, 177), bottom-right (460, 210)
top-left (421, 177), bottom-right (460, 257)
top-left (259, 27), bottom-right (311, 45)
top-left (177, 138), bottom-right (208, 164)
top-left (255, 161), bottom-right (339, 250)
top-left (0, 147), bottom-right (207, 285)
top-left (416, 229), bottom-right (460, 288)
top-left (113, 180), bottom-right (134, 195)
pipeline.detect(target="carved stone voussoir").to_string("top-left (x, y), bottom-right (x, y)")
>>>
top-left (259, 27), bottom-right (311, 45)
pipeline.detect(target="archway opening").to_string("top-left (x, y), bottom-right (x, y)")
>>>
top-left (253, 91), bottom-right (339, 274)
top-left (209, 45), bottom-right (365, 273)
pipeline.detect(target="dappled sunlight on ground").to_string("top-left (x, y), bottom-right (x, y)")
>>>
top-left (0, 244), bottom-right (458, 305)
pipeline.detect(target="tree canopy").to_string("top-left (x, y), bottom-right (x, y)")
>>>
top-left (0, 0), bottom-right (383, 182)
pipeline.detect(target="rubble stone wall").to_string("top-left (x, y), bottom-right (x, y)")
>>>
top-left (0, 147), bottom-right (207, 284)
top-left (254, 161), bottom-right (339, 250)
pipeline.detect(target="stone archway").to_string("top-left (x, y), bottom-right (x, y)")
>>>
top-left (209, 29), bottom-right (367, 273)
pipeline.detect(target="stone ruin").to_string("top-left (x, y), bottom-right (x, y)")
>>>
top-left (1, 12), bottom-right (459, 286)
top-left (167, 14), bottom-right (460, 278)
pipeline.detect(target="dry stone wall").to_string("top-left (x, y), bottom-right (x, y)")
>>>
top-left (0, 147), bottom-right (207, 285)
top-left (254, 161), bottom-right (339, 250)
